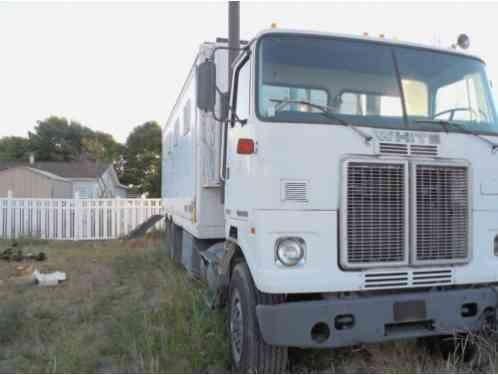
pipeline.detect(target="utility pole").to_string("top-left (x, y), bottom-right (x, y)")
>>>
top-left (228, 1), bottom-right (240, 88)
top-left (221, 1), bottom-right (240, 203)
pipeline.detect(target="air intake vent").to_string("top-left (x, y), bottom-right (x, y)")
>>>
top-left (379, 143), bottom-right (408, 155)
top-left (410, 144), bottom-right (439, 156)
top-left (378, 143), bottom-right (439, 157)
top-left (363, 269), bottom-right (453, 290)
top-left (282, 180), bottom-right (308, 203)
top-left (364, 272), bottom-right (409, 289)
top-left (412, 269), bottom-right (452, 286)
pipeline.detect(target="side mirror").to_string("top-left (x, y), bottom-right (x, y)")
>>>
top-left (196, 60), bottom-right (216, 112)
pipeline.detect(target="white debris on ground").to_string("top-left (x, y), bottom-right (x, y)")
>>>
top-left (33, 270), bottom-right (66, 286)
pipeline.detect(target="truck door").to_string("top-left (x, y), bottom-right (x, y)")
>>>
top-left (225, 53), bottom-right (252, 211)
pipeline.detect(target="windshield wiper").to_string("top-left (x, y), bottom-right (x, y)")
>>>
top-left (269, 99), bottom-right (372, 145)
top-left (415, 119), bottom-right (498, 153)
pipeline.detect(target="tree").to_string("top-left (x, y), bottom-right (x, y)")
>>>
top-left (28, 116), bottom-right (122, 162)
top-left (28, 116), bottom-right (91, 161)
top-left (82, 131), bottom-right (124, 162)
top-left (0, 136), bottom-right (31, 160)
top-left (121, 121), bottom-right (162, 197)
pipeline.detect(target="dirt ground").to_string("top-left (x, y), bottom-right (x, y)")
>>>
top-left (0, 236), bottom-right (496, 373)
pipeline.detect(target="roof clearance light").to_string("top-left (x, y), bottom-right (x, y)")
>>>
top-left (363, 32), bottom-right (369, 37)
top-left (271, 22), bottom-right (278, 29)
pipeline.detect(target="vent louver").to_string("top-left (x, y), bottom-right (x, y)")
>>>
top-left (282, 181), bottom-right (308, 203)
top-left (378, 143), bottom-right (439, 157)
top-left (364, 272), bottom-right (409, 289)
top-left (410, 144), bottom-right (438, 156)
top-left (412, 269), bottom-right (452, 286)
top-left (379, 143), bottom-right (408, 155)
top-left (363, 269), bottom-right (453, 289)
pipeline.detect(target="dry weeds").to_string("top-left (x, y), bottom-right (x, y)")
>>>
top-left (0, 236), bottom-right (497, 373)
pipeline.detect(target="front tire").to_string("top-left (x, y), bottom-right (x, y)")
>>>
top-left (228, 261), bottom-right (288, 373)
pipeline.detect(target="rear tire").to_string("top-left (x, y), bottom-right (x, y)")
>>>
top-left (170, 221), bottom-right (182, 264)
top-left (228, 261), bottom-right (288, 373)
top-left (165, 217), bottom-right (173, 256)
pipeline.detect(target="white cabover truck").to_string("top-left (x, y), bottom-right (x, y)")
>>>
top-left (163, 28), bottom-right (498, 372)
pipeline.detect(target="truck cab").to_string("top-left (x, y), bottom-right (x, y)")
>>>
top-left (163, 28), bottom-right (498, 372)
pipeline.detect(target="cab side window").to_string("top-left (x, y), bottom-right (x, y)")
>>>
top-left (233, 58), bottom-right (250, 122)
top-left (174, 119), bottom-right (179, 145)
top-left (183, 100), bottom-right (191, 135)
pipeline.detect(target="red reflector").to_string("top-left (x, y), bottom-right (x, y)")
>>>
top-left (237, 138), bottom-right (255, 154)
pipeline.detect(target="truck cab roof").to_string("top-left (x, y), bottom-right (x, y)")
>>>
top-left (251, 28), bottom-right (485, 64)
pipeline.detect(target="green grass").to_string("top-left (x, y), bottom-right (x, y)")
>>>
top-left (0, 237), bottom-right (496, 373)
top-left (0, 237), bottom-right (228, 373)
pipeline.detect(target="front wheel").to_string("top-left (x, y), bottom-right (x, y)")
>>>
top-left (228, 261), bottom-right (288, 373)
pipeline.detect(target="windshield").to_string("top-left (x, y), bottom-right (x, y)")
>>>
top-left (396, 47), bottom-right (497, 133)
top-left (256, 34), bottom-right (498, 135)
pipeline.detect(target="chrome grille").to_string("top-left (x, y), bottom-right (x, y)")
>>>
top-left (414, 164), bottom-right (470, 264)
top-left (343, 161), bottom-right (408, 267)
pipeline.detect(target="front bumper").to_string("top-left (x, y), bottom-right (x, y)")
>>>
top-left (256, 287), bottom-right (497, 348)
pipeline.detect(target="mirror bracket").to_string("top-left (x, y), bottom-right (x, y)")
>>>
top-left (230, 113), bottom-right (247, 127)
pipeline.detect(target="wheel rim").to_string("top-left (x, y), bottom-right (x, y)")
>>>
top-left (230, 290), bottom-right (244, 364)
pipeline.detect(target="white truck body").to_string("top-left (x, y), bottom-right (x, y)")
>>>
top-left (163, 28), bottom-right (498, 370)
top-left (163, 42), bottom-right (227, 239)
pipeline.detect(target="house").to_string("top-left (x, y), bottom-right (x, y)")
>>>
top-left (0, 157), bottom-right (128, 199)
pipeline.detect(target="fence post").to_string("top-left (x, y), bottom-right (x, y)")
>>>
top-left (6, 191), bottom-right (13, 239)
top-left (74, 196), bottom-right (79, 241)
top-left (0, 199), bottom-right (3, 239)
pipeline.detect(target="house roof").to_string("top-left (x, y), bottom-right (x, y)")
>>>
top-left (0, 159), bottom-right (110, 179)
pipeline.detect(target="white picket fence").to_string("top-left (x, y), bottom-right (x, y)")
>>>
top-left (0, 198), bottom-right (165, 241)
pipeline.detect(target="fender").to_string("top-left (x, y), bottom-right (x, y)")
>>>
top-left (200, 239), bottom-right (243, 308)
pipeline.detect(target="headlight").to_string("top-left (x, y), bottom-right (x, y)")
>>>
top-left (275, 237), bottom-right (306, 267)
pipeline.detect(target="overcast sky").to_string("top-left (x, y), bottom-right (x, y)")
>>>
top-left (1, 1), bottom-right (498, 143)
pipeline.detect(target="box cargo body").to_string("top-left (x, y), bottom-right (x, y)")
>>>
top-left (162, 42), bottom-right (228, 239)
